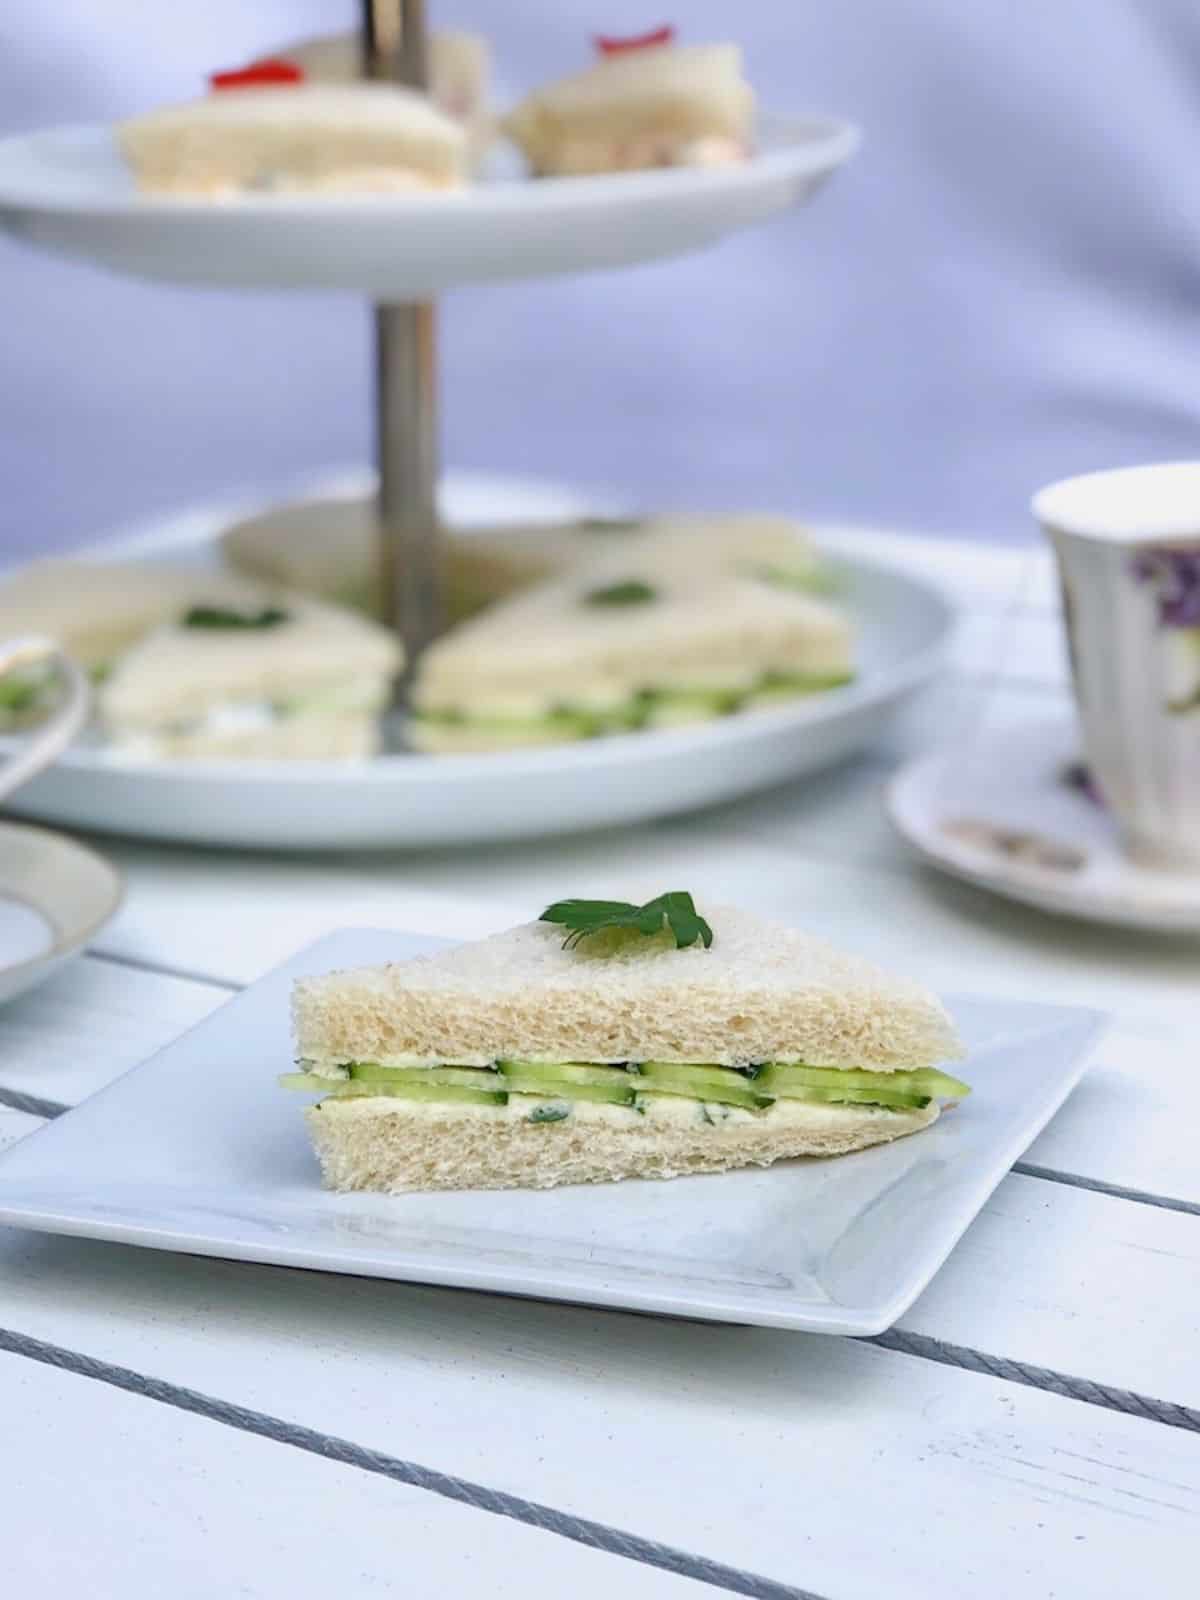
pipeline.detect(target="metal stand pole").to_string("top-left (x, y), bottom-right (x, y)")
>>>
top-left (362, 0), bottom-right (441, 678)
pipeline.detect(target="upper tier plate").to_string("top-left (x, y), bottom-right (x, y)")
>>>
top-left (0, 117), bottom-right (858, 294)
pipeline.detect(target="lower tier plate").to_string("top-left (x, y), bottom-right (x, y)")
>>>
top-left (5, 538), bottom-right (952, 848)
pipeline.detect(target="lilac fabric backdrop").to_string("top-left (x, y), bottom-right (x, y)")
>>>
top-left (3, 1), bottom-right (1200, 560)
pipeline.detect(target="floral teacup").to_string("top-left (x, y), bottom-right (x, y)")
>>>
top-left (1034, 462), bottom-right (1200, 870)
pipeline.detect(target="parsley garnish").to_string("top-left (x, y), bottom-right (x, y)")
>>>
top-left (584, 579), bottom-right (657, 607)
top-left (540, 891), bottom-right (713, 952)
top-left (182, 605), bottom-right (291, 631)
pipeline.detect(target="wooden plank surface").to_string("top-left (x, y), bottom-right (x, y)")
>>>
top-left (0, 1226), bottom-right (1195, 1600)
top-left (0, 965), bottom-right (1196, 1410)
top-left (1, 1351), bottom-right (712, 1600)
top-left (817, 523), bottom-right (1059, 613)
top-left (0, 959), bottom-right (227, 1104)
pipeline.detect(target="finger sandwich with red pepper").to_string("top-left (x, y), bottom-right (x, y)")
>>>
top-left (506, 28), bottom-right (755, 176)
top-left (119, 64), bottom-right (466, 197)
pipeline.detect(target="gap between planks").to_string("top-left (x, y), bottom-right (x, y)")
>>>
top-left (0, 1325), bottom-right (820, 1600)
top-left (85, 947), bottom-right (243, 993)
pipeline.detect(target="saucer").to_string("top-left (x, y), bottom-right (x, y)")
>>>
top-left (0, 820), bottom-right (123, 1005)
top-left (886, 717), bottom-right (1200, 933)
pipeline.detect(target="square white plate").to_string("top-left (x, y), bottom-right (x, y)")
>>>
top-left (0, 929), bottom-right (1103, 1333)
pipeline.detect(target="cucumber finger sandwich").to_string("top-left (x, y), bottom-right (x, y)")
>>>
top-left (286, 895), bottom-right (968, 1192)
top-left (409, 558), bottom-right (854, 752)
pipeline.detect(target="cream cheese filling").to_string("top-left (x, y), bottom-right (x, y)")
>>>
top-left (109, 676), bottom-right (385, 753)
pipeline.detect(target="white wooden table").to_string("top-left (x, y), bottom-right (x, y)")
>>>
top-left (1, 520), bottom-right (1197, 1599)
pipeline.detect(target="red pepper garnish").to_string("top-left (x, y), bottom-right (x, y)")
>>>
top-left (594, 25), bottom-right (675, 56)
top-left (209, 58), bottom-right (305, 91)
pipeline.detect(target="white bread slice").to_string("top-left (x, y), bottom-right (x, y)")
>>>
top-left (410, 561), bottom-right (852, 726)
top-left (221, 501), bottom-right (823, 621)
top-left (220, 497), bottom-right (379, 610)
top-left (0, 559), bottom-right (261, 672)
top-left (220, 498), bottom-right (592, 620)
top-left (304, 1093), bottom-right (941, 1193)
top-left (506, 43), bottom-right (754, 176)
top-left (293, 906), bottom-right (962, 1072)
top-left (119, 84), bottom-right (465, 195)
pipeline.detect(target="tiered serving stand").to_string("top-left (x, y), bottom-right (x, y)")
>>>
top-left (0, 3), bottom-right (954, 848)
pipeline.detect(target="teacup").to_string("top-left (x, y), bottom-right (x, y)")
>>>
top-left (1034, 461), bottom-right (1200, 870)
top-left (0, 636), bottom-right (90, 803)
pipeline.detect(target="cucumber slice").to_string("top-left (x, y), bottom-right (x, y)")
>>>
top-left (907, 1069), bottom-right (971, 1099)
top-left (755, 1073), bottom-right (930, 1111)
top-left (642, 701), bottom-right (727, 729)
top-left (638, 688), bottom-right (746, 726)
top-left (279, 1072), bottom-right (329, 1092)
top-left (637, 1062), bottom-right (755, 1090)
top-left (757, 1064), bottom-right (970, 1100)
top-left (324, 1080), bottom-right (507, 1106)
top-left (349, 1064), bottom-right (502, 1090)
top-left (497, 1061), bottom-right (634, 1088)
top-left (414, 707), bottom-right (605, 740)
top-left (637, 1063), bottom-right (765, 1111)
top-left (749, 670), bottom-right (854, 705)
top-left (639, 1081), bottom-right (765, 1111)
top-left (503, 1077), bottom-right (636, 1106)
top-left (742, 561), bottom-right (839, 596)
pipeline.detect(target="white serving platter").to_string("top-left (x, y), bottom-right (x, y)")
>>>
top-left (0, 117), bottom-right (858, 295)
top-left (0, 927), bottom-right (1103, 1334)
top-left (5, 547), bottom-right (953, 850)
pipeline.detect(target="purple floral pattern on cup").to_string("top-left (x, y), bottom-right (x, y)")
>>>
top-left (1131, 546), bottom-right (1200, 626)
top-left (1036, 464), bottom-right (1200, 867)
top-left (1130, 546), bottom-right (1200, 713)
top-left (1062, 760), bottom-right (1104, 806)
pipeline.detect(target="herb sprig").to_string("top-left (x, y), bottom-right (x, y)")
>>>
top-left (182, 604), bottom-right (291, 631)
top-left (541, 891), bottom-right (713, 952)
top-left (583, 579), bottom-right (657, 607)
